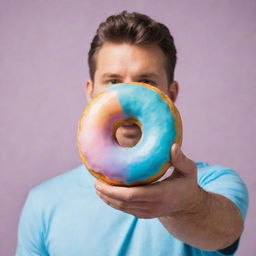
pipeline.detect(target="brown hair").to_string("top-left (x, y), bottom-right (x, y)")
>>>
top-left (88, 11), bottom-right (177, 83)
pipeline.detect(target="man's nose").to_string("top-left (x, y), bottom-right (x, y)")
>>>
top-left (123, 78), bottom-right (133, 84)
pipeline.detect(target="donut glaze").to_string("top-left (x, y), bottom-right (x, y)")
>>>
top-left (77, 83), bottom-right (182, 186)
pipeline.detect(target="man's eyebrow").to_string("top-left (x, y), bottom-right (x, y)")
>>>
top-left (101, 72), bottom-right (160, 80)
top-left (102, 73), bottom-right (122, 79)
top-left (138, 73), bottom-right (160, 79)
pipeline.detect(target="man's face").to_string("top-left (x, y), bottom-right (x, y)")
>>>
top-left (86, 42), bottom-right (178, 147)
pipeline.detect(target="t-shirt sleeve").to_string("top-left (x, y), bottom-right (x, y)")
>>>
top-left (16, 190), bottom-right (48, 256)
top-left (198, 164), bottom-right (249, 222)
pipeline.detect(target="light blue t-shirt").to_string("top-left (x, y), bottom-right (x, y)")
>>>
top-left (16, 162), bottom-right (248, 256)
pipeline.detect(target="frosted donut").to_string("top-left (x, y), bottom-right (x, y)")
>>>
top-left (77, 82), bottom-right (182, 186)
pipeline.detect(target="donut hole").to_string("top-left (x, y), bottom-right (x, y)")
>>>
top-left (113, 118), bottom-right (142, 148)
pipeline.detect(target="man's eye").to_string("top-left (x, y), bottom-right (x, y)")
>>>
top-left (139, 80), bottom-right (156, 86)
top-left (107, 79), bottom-right (120, 85)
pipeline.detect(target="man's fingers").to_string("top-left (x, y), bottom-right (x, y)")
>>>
top-left (94, 180), bottom-right (162, 202)
top-left (96, 190), bottom-right (159, 219)
top-left (96, 190), bottom-right (151, 210)
top-left (171, 143), bottom-right (197, 176)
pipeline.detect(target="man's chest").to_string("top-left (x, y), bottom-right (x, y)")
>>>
top-left (42, 195), bottom-right (179, 256)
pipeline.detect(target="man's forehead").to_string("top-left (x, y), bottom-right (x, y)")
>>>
top-left (96, 42), bottom-right (165, 64)
top-left (94, 42), bottom-right (167, 81)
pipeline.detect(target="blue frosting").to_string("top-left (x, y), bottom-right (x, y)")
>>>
top-left (106, 84), bottom-right (176, 184)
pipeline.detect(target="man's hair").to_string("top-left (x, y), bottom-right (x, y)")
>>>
top-left (88, 11), bottom-right (177, 84)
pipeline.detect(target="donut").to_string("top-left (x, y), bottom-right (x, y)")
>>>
top-left (77, 82), bottom-right (182, 186)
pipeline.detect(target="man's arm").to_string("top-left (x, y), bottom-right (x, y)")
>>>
top-left (16, 191), bottom-right (48, 256)
top-left (94, 144), bottom-right (247, 252)
top-left (158, 189), bottom-right (243, 251)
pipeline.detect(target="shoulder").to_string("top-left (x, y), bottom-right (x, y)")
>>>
top-left (16, 165), bottom-right (93, 255)
top-left (196, 162), bottom-right (249, 221)
top-left (196, 162), bottom-right (247, 187)
top-left (28, 165), bottom-right (94, 207)
top-left (31, 165), bottom-right (82, 192)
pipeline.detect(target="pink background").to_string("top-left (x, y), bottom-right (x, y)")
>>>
top-left (1, 0), bottom-right (255, 255)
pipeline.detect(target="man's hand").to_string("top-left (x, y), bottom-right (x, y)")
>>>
top-left (94, 143), bottom-right (203, 219)
top-left (94, 143), bottom-right (243, 251)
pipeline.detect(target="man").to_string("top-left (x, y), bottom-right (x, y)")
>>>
top-left (16, 11), bottom-right (248, 256)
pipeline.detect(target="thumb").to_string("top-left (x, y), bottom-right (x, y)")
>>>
top-left (171, 143), bottom-right (197, 176)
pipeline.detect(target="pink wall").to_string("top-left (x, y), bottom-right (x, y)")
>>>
top-left (1, 0), bottom-right (255, 255)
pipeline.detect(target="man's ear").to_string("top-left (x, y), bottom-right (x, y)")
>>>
top-left (85, 80), bottom-right (93, 102)
top-left (167, 81), bottom-right (179, 103)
